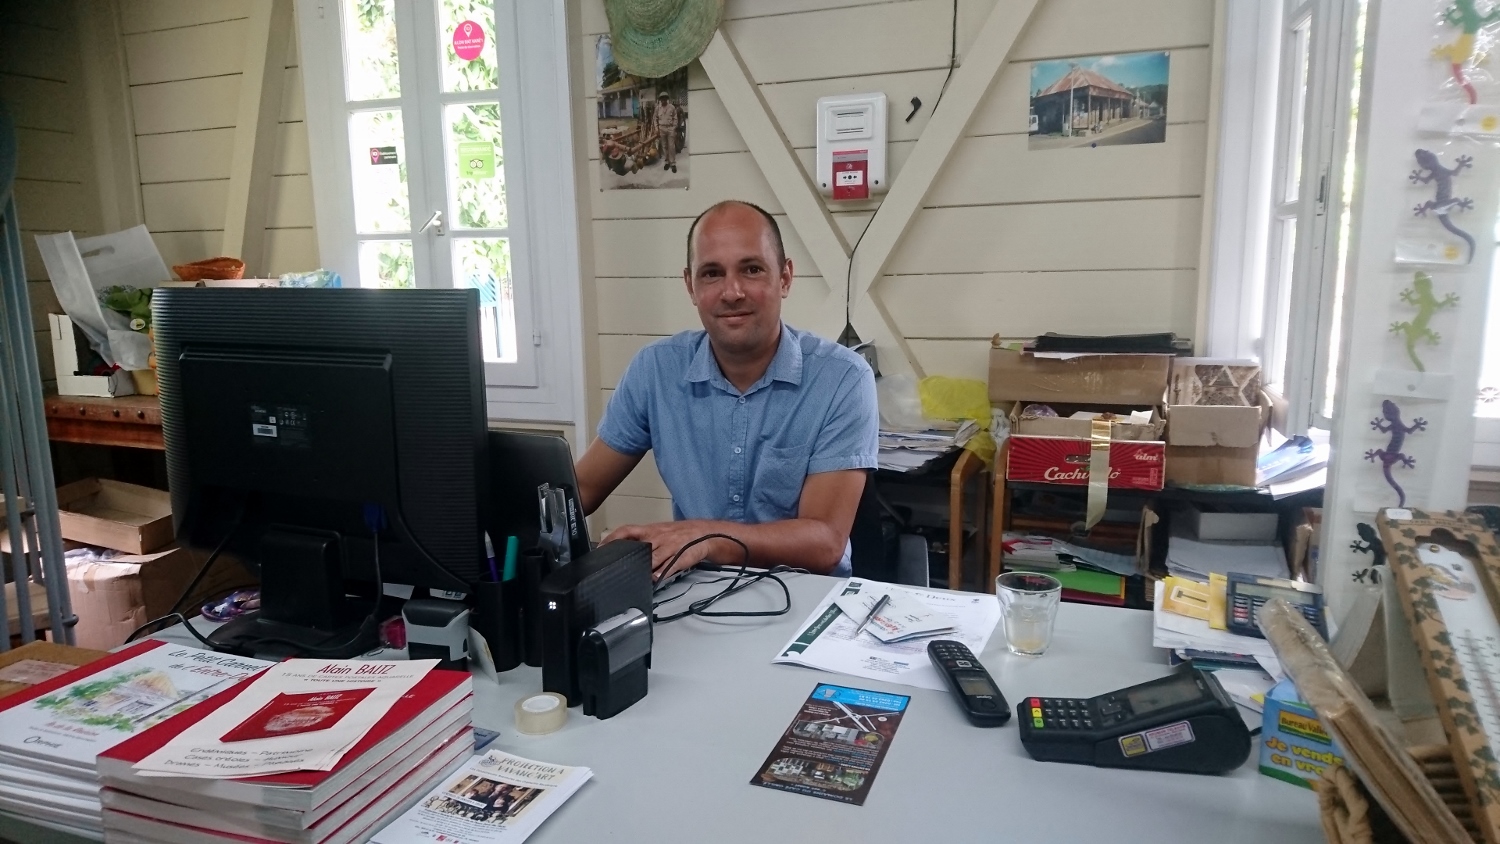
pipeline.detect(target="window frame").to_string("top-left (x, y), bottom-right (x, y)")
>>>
top-left (1206, 0), bottom-right (1362, 436)
top-left (296, 0), bottom-right (585, 427)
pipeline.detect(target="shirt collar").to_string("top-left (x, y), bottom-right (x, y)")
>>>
top-left (684, 323), bottom-right (803, 393)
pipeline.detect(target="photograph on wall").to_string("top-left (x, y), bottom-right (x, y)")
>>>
top-left (1028, 51), bottom-right (1170, 151)
top-left (596, 35), bottom-right (690, 190)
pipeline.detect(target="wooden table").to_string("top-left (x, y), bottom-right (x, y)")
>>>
top-left (43, 394), bottom-right (163, 450)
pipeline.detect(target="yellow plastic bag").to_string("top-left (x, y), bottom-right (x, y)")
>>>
top-left (917, 376), bottom-right (995, 463)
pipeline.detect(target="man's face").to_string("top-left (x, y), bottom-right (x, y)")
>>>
top-left (684, 205), bottom-right (791, 357)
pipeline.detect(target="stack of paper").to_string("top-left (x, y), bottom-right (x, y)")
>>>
top-left (1001, 533), bottom-right (1139, 576)
top-left (1257, 430), bottom-right (1330, 498)
top-left (877, 421), bottom-right (978, 473)
top-left (833, 589), bottom-right (955, 643)
top-left (373, 750), bottom-right (591, 843)
top-left (97, 660), bottom-right (473, 844)
top-left (1152, 580), bottom-right (1279, 666)
top-left (0, 640), bottom-right (272, 839)
top-left (1166, 525), bottom-right (1288, 582)
top-left (775, 579), bottom-right (1000, 691)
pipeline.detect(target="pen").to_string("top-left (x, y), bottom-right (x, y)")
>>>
top-left (502, 535), bottom-right (519, 582)
top-left (855, 594), bottom-right (891, 638)
top-left (484, 534), bottom-right (501, 582)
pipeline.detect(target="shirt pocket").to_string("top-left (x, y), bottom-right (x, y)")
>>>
top-left (751, 442), bottom-right (813, 519)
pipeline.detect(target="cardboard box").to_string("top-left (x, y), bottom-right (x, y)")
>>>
top-left (1007, 435), bottom-right (1165, 490)
top-left (1165, 446), bottom-right (1257, 487)
top-left (48, 314), bottom-right (136, 398)
top-left (1259, 679), bottom-right (1346, 789)
top-left (1186, 506), bottom-right (1278, 542)
top-left (56, 479), bottom-right (173, 554)
top-left (1166, 404), bottom-right (1266, 448)
top-left (66, 546), bottom-right (255, 650)
top-left (1009, 403), bottom-right (1165, 442)
top-left (988, 346), bottom-right (1171, 405)
top-left (1164, 404), bottom-right (1267, 487)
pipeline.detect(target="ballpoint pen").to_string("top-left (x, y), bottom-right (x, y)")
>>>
top-left (855, 594), bottom-right (891, 638)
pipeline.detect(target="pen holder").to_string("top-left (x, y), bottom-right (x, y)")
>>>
top-left (521, 548), bottom-right (548, 667)
top-left (472, 579), bottom-right (523, 673)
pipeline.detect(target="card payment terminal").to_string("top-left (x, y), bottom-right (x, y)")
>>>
top-left (1017, 669), bottom-right (1251, 774)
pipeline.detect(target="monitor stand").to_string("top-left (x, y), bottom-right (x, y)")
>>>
top-left (206, 525), bottom-right (381, 659)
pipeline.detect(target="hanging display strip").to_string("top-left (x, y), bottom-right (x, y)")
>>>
top-left (1381, 508), bottom-right (1500, 844)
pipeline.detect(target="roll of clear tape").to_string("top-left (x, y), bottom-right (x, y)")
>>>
top-left (514, 692), bottom-right (568, 735)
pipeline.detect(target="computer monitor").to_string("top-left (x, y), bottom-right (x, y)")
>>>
top-left (154, 287), bottom-right (489, 657)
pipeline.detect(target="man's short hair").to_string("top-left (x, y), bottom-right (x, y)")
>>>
top-left (685, 200), bottom-right (787, 270)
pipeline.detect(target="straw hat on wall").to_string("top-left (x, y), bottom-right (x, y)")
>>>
top-left (604, 0), bottom-right (724, 79)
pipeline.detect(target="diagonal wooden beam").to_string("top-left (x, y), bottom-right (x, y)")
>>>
top-left (222, 0), bottom-right (293, 275)
top-left (698, 30), bottom-right (850, 297)
top-left (839, 0), bottom-right (1044, 375)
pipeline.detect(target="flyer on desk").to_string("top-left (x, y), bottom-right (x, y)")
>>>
top-left (373, 750), bottom-right (592, 843)
top-left (132, 659), bottom-right (436, 778)
top-left (751, 683), bottom-right (910, 806)
top-left (774, 579), bottom-right (999, 691)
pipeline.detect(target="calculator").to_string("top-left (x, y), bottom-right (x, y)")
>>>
top-left (1225, 572), bottom-right (1327, 640)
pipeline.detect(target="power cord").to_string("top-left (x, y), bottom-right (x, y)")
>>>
top-left (650, 534), bottom-right (801, 624)
top-left (933, 0), bottom-right (959, 113)
top-left (125, 512), bottom-right (243, 644)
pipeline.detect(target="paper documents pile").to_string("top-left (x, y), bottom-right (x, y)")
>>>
top-left (775, 579), bottom-right (999, 691)
top-left (1257, 431), bottom-right (1329, 498)
top-left (97, 659), bottom-right (474, 844)
top-left (374, 750), bottom-right (591, 843)
top-left (1166, 526), bottom-right (1289, 582)
top-left (877, 420), bottom-right (978, 473)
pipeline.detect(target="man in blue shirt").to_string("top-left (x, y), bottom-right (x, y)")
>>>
top-left (576, 200), bottom-right (878, 580)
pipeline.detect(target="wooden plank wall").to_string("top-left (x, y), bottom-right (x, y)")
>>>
top-left (575, 0), bottom-right (1215, 530)
top-left (1, 1), bottom-right (103, 390)
top-left (123, 0), bottom-right (317, 274)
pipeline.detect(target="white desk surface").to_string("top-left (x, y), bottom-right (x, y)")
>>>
top-left (1, 573), bottom-right (1325, 844)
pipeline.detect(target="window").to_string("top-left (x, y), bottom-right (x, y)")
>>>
top-left (296, 0), bottom-right (585, 424)
top-left (1473, 224), bottom-right (1500, 465)
top-left (1208, 0), bottom-right (1365, 435)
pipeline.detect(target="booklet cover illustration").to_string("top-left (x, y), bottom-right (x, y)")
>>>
top-left (752, 683), bottom-right (910, 806)
top-left (220, 688), bottom-right (375, 743)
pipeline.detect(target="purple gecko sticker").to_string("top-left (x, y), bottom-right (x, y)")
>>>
top-left (1365, 399), bottom-right (1425, 507)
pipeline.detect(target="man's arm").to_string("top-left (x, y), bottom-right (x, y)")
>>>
top-left (603, 468), bottom-right (867, 578)
top-left (575, 438), bottom-right (644, 516)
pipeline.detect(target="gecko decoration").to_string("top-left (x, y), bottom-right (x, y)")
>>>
top-left (1411, 149), bottom-right (1476, 264)
top-left (1368, 398), bottom-right (1422, 506)
top-left (1350, 522), bottom-right (1387, 584)
top-left (1389, 272), bottom-right (1458, 372)
top-left (1365, 399), bottom-right (1426, 508)
top-left (1436, 0), bottom-right (1500, 104)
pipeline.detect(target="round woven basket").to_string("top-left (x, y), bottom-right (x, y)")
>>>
top-left (172, 257), bottom-right (245, 281)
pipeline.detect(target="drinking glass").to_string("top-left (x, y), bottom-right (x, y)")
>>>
top-left (997, 572), bottom-right (1062, 657)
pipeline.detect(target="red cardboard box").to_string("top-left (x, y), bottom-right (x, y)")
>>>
top-left (1007, 435), bottom-right (1166, 490)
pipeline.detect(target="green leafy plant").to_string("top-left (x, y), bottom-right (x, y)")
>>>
top-left (99, 286), bottom-right (153, 332)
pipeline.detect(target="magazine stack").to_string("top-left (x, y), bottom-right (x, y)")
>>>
top-left (95, 658), bottom-right (473, 844)
top-left (0, 640), bottom-right (273, 839)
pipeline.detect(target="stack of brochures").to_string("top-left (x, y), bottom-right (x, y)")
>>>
top-left (0, 640), bottom-right (273, 839)
top-left (373, 750), bottom-right (592, 843)
top-left (96, 658), bottom-right (473, 843)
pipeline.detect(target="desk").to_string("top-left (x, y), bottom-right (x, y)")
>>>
top-left (43, 395), bottom-right (163, 451)
top-left (1, 574), bottom-right (1323, 844)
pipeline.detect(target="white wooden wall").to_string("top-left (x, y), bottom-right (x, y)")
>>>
top-left (574, 0), bottom-right (1217, 531)
top-left (123, 0), bottom-right (317, 275)
top-left (2, 2), bottom-right (110, 390)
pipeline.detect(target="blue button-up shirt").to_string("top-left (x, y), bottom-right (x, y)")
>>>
top-left (598, 323), bottom-right (878, 575)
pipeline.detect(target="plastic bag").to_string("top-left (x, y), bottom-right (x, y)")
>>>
top-left (918, 375), bottom-right (996, 463)
top-left (35, 226), bottom-right (169, 369)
